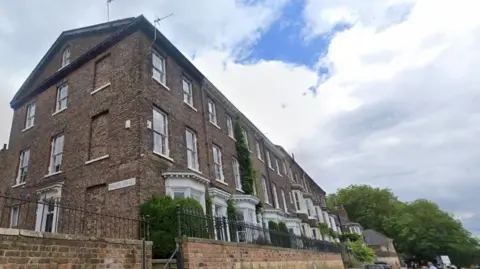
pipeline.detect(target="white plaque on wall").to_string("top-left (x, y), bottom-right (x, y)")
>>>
top-left (108, 178), bottom-right (136, 191)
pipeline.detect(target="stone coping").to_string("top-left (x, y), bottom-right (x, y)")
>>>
top-left (153, 259), bottom-right (177, 264)
top-left (0, 228), bottom-right (152, 246)
top-left (184, 237), bottom-right (341, 255)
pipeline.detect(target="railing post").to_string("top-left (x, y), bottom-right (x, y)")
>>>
top-left (141, 215), bottom-right (146, 269)
top-left (177, 205), bottom-right (184, 269)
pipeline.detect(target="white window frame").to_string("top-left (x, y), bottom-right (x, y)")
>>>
top-left (153, 109), bottom-right (169, 157)
top-left (186, 129), bottom-right (199, 171)
top-left (55, 84), bottom-right (68, 112)
top-left (289, 191), bottom-right (293, 203)
top-left (16, 149), bottom-right (30, 185)
top-left (266, 151), bottom-right (272, 169)
top-left (226, 115), bottom-right (234, 138)
top-left (255, 141), bottom-right (263, 161)
top-left (242, 129), bottom-right (250, 150)
top-left (25, 103), bottom-right (36, 129)
top-left (293, 191), bottom-right (301, 211)
top-left (182, 77), bottom-right (194, 107)
top-left (281, 189), bottom-right (287, 212)
top-left (61, 46), bottom-right (71, 68)
top-left (10, 206), bottom-right (19, 228)
top-left (212, 145), bottom-right (224, 181)
top-left (261, 176), bottom-right (269, 204)
top-left (152, 51), bottom-right (166, 84)
top-left (35, 195), bottom-right (60, 233)
top-left (272, 183), bottom-right (279, 209)
top-left (283, 162), bottom-right (288, 176)
top-left (232, 157), bottom-right (242, 190)
top-left (275, 158), bottom-right (281, 176)
top-left (208, 100), bottom-right (217, 125)
top-left (48, 135), bottom-right (64, 174)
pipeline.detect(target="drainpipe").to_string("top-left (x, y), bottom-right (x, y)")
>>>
top-left (200, 82), bottom-right (213, 181)
top-left (259, 137), bottom-right (275, 209)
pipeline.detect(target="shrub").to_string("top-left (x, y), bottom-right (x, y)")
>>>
top-left (227, 199), bottom-right (239, 242)
top-left (278, 222), bottom-right (292, 248)
top-left (348, 240), bottom-right (376, 263)
top-left (139, 195), bottom-right (205, 259)
top-left (340, 232), bottom-right (362, 243)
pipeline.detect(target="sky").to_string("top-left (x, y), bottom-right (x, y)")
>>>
top-left (1, 0), bottom-right (480, 234)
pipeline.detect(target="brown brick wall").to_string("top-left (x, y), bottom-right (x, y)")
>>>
top-left (0, 228), bottom-right (152, 269)
top-left (183, 237), bottom-right (345, 269)
top-left (1, 32), bottom-right (144, 227)
top-left (1, 19), bottom-right (329, 233)
top-left (30, 33), bottom-right (114, 90)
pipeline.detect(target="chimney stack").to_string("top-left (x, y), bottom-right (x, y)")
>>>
top-left (337, 204), bottom-right (349, 220)
top-left (1, 144), bottom-right (6, 151)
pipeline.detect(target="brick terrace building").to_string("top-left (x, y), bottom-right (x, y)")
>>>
top-left (0, 15), bottom-right (340, 240)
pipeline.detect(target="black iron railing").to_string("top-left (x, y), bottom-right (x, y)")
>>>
top-left (0, 192), bottom-right (148, 240)
top-left (178, 207), bottom-right (341, 253)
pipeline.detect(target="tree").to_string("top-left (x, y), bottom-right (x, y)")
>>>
top-left (234, 120), bottom-right (255, 195)
top-left (329, 185), bottom-right (480, 266)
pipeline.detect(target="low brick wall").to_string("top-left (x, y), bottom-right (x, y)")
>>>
top-left (183, 237), bottom-right (345, 269)
top-left (0, 228), bottom-right (152, 268)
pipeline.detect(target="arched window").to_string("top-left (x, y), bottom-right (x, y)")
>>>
top-left (61, 46), bottom-right (71, 68)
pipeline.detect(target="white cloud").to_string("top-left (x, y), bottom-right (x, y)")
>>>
top-left (2, 0), bottom-right (480, 234)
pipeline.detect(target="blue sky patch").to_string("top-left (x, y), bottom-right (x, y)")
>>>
top-left (236, 0), bottom-right (351, 72)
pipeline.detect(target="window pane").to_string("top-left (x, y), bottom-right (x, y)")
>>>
top-left (186, 130), bottom-right (195, 149)
top-left (173, 192), bottom-right (185, 199)
top-left (153, 110), bottom-right (166, 134)
top-left (153, 133), bottom-right (164, 153)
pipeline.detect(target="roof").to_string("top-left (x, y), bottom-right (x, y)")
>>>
top-left (363, 229), bottom-right (391, 245)
top-left (11, 15), bottom-right (205, 109)
top-left (11, 17), bottom-right (136, 107)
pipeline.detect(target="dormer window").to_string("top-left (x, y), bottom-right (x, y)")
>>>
top-left (61, 47), bottom-right (71, 68)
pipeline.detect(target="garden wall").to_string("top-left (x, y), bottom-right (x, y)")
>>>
top-left (0, 228), bottom-right (152, 269)
top-left (183, 237), bottom-right (345, 269)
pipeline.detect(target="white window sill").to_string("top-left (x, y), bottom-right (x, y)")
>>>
top-left (210, 121), bottom-right (221, 130)
top-left (44, 171), bottom-right (62, 178)
top-left (58, 64), bottom-right (69, 71)
top-left (188, 168), bottom-right (202, 174)
top-left (52, 108), bottom-right (67, 116)
top-left (258, 157), bottom-right (264, 163)
top-left (12, 182), bottom-right (26, 188)
top-left (229, 135), bottom-right (236, 141)
top-left (152, 76), bottom-right (170, 91)
top-left (91, 82), bottom-right (111, 95)
top-left (277, 173), bottom-right (283, 177)
top-left (265, 202), bottom-right (272, 206)
top-left (85, 155), bottom-right (109, 165)
top-left (268, 167), bottom-right (274, 171)
top-left (153, 151), bottom-right (174, 162)
top-left (236, 188), bottom-right (244, 193)
top-left (184, 101), bottom-right (197, 112)
top-left (216, 179), bottom-right (228, 186)
top-left (22, 125), bottom-right (34, 132)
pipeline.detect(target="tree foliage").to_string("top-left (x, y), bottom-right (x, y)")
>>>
top-left (340, 232), bottom-right (362, 243)
top-left (329, 185), bottom-right (480, 266)
top-left (139, 195), bottom-right (205, 258)
top-left (234, 120), bottom-right (255, 195)
top-left (348, 240), bottom-right (376, 263)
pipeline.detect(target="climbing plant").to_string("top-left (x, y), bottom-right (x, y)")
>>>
top-left (227, 199), bottom-right (238, 242)
top-left (234, 120), bottom-right (255, 195)
top-left (205, 193), bottom-right (215, 239)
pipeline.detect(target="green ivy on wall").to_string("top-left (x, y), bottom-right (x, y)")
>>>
top-left (234, 120), bottom-right (255, 195)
